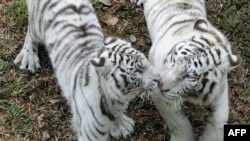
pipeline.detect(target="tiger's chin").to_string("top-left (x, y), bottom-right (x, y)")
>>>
top-left (161, 91), bottom-right (183, 109)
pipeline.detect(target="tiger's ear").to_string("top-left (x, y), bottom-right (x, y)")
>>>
top-left (225, 55), bottom-right (241, 72)
top-left (194, 19), bottom-right (208, 32)
top-left (90, 57), bottom-right (106, 67)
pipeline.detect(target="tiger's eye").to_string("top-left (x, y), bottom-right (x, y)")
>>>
top-left (135, 69), bottom-right (143, 74)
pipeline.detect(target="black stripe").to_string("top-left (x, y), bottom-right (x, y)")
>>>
top-left (206, 57), bottom-right (210, 65)
top-left (203, 71), bottom-right (209, 77)
top-left (111, 73), bottom-right (121, 89)
top-left (94, 124), bottom-right (106, 136)
top-left (173, 24), bottom-right (188, 35)
top-left (54, 41), bottom-right (73, 65)
top-left (83, 126), bottom-right (93, 141)
top-left (73, 70), bottom-right (82, 133)
top-left (209, 81), bottom-right (216, 94)
top-left (209, 50), bottom-right (217, 65)
top-left (198, 78), bottom-right (209, 93)
top-left (84, 64), bottom-right (90, 86)
top-left (100, 96), bottom-right (115, 121)
top-left (208, 31), bottom-right (222, 43)
top-left (145, 0), bottom-right (166, 17)
top-left (79, 80), bottom-right (105, 128)
top-left (200, 36), bottom-right (212, 45)
top-left (167, 19), bottom-right (196, 33)
top-left (157, 19), bottom-right (194, 48)
top-left (113, 52), bottom-right (117, 64)
top-left (215, 49), bottom-right (221, 60)
top-left (88, 123), bottom-right (98, 139)
top-left (177, 2), bottom-right (192, 9)
top-left (112, 98), bottom-right (125, 106)
top-left (192, 36), bottom-right (205, 47)
top-left (206, 105), bottom-right (216, 113)
top-left (120, 74), bottom-right (129, 87)
top-left (39, 0), bottom-right (52, 33)
top-left (105, 36), bottom-right (117, 45)
top-left (198, 58), bottom-right (203, 67)
top-left (48, 0), bottom-right (61, 10)
top-left (214, 70), bottom-right (218, 77)
top-left (65, 41), bottom-right (97, 61)
top-left (111, 44), bottom-right (122, 53)
top-left (181, 51), bottom-right (187, 55)
top-left (120, 54), bottom-right (124, 65)
top-left (53, 4), bottom-right (91, 20)
top-left (189, 43), bottom-right (202, 48)
top-left (194, 61), bottom-right (198, 68)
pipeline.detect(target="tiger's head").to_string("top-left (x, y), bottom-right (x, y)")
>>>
top-left (90, 35), bottom-right (160, 99)
top-left (159, 20), bottom-right (241, 103)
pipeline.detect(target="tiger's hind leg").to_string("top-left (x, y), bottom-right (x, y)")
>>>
top-left (14, 27), bottom-right (41, 72)
top-left (110, 114), bottom-right (134, 139)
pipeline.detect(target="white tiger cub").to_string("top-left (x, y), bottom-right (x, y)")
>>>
top-left (131, 0), bottom-right (240, 141)
top-left (14, 0), bottom-right (160, 140)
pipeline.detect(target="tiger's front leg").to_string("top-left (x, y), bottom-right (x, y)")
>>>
top-left (199, 86), bottom-right (229, 141)
top-left (110, 114), bottom-right (134, 139)
top-left (151, 94), bottom-right (195, 141)
top-left (14, 27), bottom-right (41, 72)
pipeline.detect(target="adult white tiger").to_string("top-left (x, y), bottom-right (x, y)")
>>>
top-left (131, 0), bottom-right (240, 141)
top-left (14, 0), bottom-right (160, 140)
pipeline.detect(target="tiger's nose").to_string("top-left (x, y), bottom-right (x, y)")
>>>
top-left (153, 75), bottom-right (161, 83)
top-left (156, 80), bottom-right (166, 91)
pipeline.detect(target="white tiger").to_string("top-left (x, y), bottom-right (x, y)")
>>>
top-left (14, 0), bottom-right (160, 140)
top-left (131, 0), bottom-right (240, 141)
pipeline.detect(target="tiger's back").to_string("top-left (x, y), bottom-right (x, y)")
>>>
top-left (16, 0), bottom-right (105, 97)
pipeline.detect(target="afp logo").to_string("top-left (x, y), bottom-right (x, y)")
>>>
top-left (224, 125), bottom-right (250, 141)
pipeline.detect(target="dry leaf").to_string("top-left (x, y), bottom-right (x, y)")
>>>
top-left (130, 35), bottom-right (137, 42)
top-left (102, 14), bottom-right (119, 26)
top-left (49, 99), bottom-right (60, 105)
top-left (37, 114), bottom-right (45, 128)
top-left (42, 131), bottom-right (50, 140)
top-left (99, 0), bottom-right (112, 6)
top-left (2, 0), bottom-right (12, 5)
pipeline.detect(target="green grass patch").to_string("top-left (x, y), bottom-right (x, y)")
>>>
top-left (3, 0), bottom-right (28, 28)
top-left (1, 104), bottom-right (33, 135)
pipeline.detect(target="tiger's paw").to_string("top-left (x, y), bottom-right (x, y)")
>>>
top-left (110, 114), bottom-right (134, 139)
top-left (130, 0), bottom-right (146, 6)
top-left (14, 45), bottom-right (40, 73)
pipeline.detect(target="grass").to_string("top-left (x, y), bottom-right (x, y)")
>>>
top-left (0, 0), bottom-right (249, 140)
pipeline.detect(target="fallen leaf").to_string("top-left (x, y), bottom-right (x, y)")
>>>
top-left (102, 14), bottom-right (119, 26)
top-left (37, 114), bottom-right (45, 128)
top-left (42, 131), bottom-right (50, 140)
top-left (130, 35), bottom-right (137, 42)
top-left (49, 99), bottom-right (60, 105)
top-left (2, 0), bottom-right (12, 5)
top-left (99, 0), bottom-right (112, 6)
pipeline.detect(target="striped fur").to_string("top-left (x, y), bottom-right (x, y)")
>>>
top-left (14, 0), bottom-right (160, 140)
top-left (131, 0), bottom-right (240, 141)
